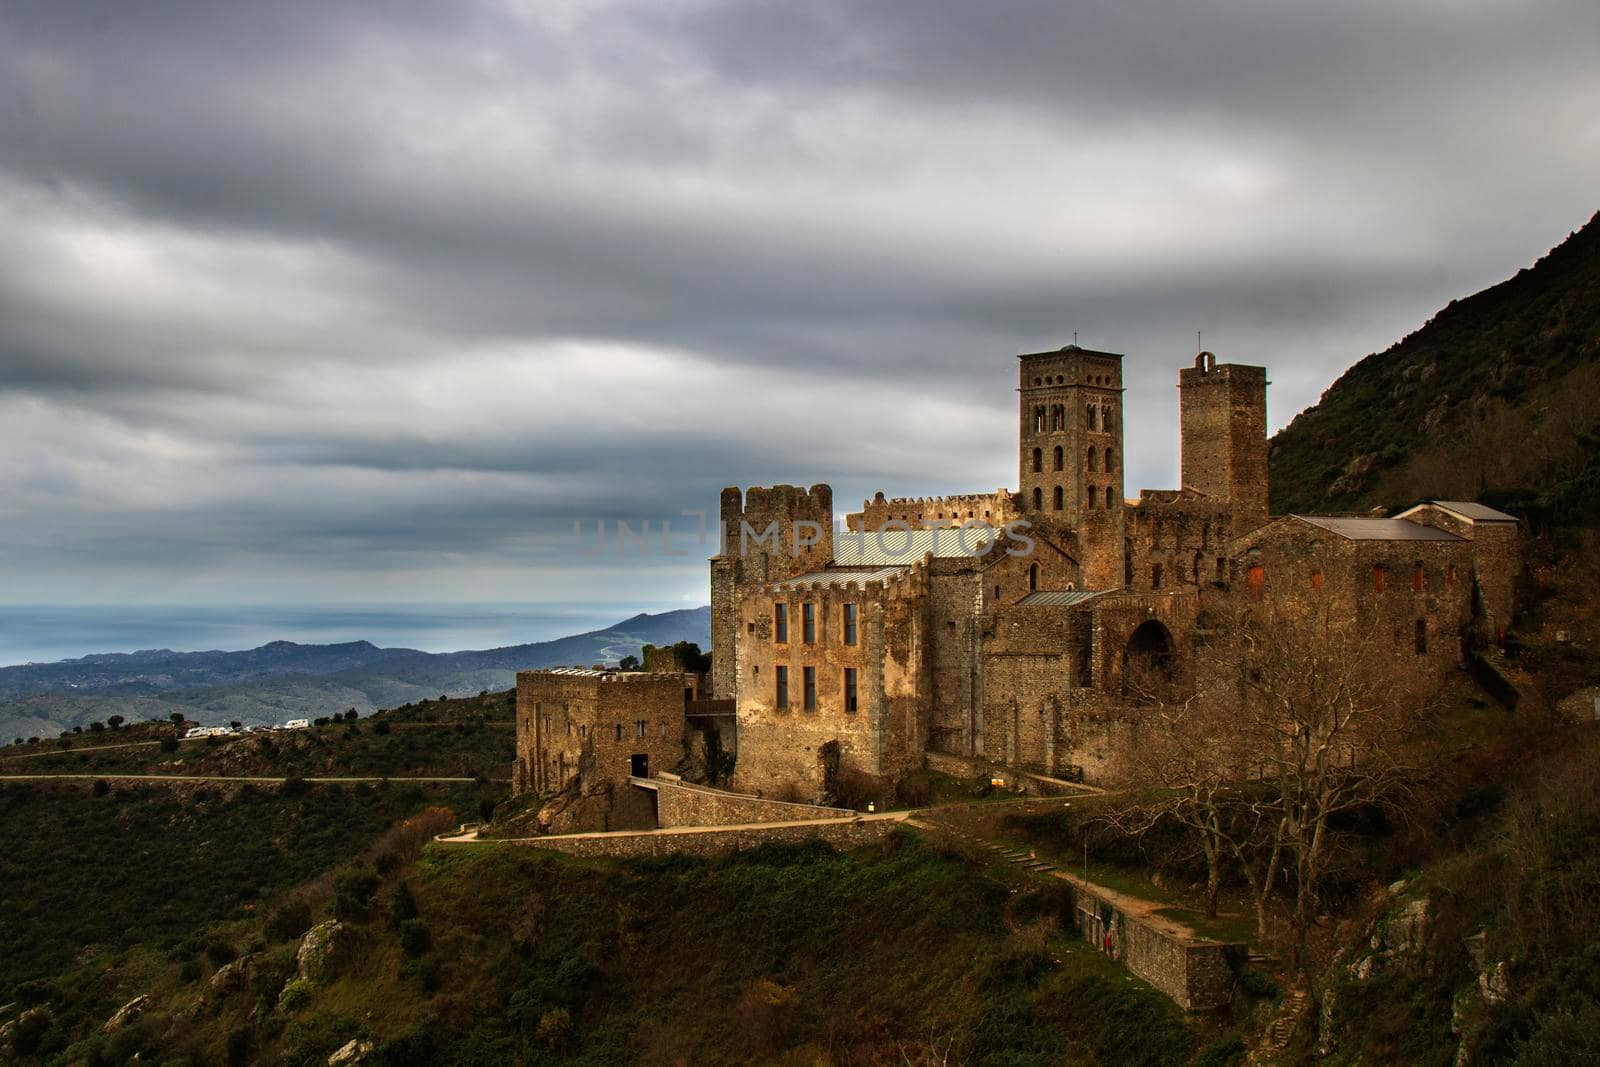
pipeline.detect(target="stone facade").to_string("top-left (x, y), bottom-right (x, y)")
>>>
top-left (514, 668), bottom-right (699, 797)
top-left (647, 776), bottom-right (853, 827)
top-left (705, 345), bottom-right (1521, 796)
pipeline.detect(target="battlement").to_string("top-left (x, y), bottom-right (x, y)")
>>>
top-left (1178, 351), bottom-right (1268, 385)
top-left (719, 483), bottom-right (833, 525)
top-left (849, 489), bottom-right (1018, 531)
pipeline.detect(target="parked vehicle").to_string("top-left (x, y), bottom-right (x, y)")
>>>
top-left (182, 727), bottom-right (210, 739)
top-left (283, 719), bottom-right (310, 730)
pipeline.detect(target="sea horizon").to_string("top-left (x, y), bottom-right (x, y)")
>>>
top-left (0, 601), bottom-right (707, 669)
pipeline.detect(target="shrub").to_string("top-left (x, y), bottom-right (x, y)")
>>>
top-left (373, 720), bottom-right (391, 735)
top-left (398, 919), bottom-right (431, 957)
top-left (332, 867), bottom-right (380, 922)
top-left (91, 779), bottom-right (110, 798)
top-left (159, 737), bottom-right (179, 753)
top-left (178, 959), bottom-right (203, 983)
top-left (276, 978), bottom-right (314, 1013)
top-left (280, 776), bottom-right (309, 797)
top-left (733, 978), bottom-right (797, 1054)
top-left (265, 897), bottom-right (314, 942)
top-left (535, 1007), bottom-right (572, 1048)
top-left (895, 770), bottom-right (932, 808)
top-left (313, 717), bottom-right (330, 727)
top-left (386, 882), bottom-right (418, 924)
top-left (205, 938), bottom-right (238, 966)
top-left (89, 721), bottom-right (105, 732)
top-left (11, 1007), bottom-right (52, 1056)
top-left (225, 1024), bottom-right (254, 1066)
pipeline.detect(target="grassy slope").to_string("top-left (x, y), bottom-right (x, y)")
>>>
top-left (0, 779), bottom-right (489, 1004)
top-left (17, 835), bottom-right (1250, 1067)
top-left (1268, 212), bottom-right (1600, 516)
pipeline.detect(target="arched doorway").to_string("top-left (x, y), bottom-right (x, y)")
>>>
top-left (1122, 620), bottom-right (1175, 699)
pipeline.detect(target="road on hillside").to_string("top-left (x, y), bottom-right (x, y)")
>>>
top-left (0, 721), bottom-right (516, 760)
top-left (0, 773), bottom-right (510, 784)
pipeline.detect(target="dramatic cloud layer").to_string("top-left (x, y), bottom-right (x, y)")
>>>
top-left (1, 0), bottom-right (1596, 606)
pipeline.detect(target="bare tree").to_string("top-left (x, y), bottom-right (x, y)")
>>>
top-left (1218, 604), bottom-right (1438, 970)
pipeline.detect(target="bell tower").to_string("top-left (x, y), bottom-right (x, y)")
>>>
top-left (1018, 344), bottom-right (1126, 588)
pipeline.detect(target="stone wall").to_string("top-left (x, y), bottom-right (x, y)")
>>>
top-left (488, 813), bottom-right (905, 860)
top-left (647, 777), bottom-right (853, 827)
top-left (1060, 874), bottom-right (1245, 1011)
top-left (515, 670), bottom-right (693, 797)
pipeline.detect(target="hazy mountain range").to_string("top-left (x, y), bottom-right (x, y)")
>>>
top-left (0, 606), bottom-right (710, 742)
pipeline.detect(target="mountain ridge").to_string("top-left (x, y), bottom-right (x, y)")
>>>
top-left (0, 605), bottom-right (710, 741)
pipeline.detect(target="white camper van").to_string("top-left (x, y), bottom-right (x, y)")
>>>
top-left (283, 719), bottom-right (310, 730)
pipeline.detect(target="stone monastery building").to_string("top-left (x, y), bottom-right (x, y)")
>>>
top-left (516, 345), bottom-right (1518, 807)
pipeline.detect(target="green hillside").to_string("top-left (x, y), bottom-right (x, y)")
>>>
top-left (1269, 212), bottom-right (1600, 521)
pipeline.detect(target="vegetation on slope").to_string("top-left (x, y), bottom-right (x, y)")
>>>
top-left (0, 779), bottom-right (491, 1005)
top-left (8, 833), bottom-right (1250, 1066)
top-left (1269, 212), bottom-right (1600, 520)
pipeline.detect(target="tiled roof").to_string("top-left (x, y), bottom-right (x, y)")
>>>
top-left (1292, 516), bottom-right (1465, 542)
top-left (780, 567), bottom-right (906, 589)
top-left (833, 526), bottom-right (998, 566)
top-left (1017, 590), bottom-right (1106, 607)
top-left (1426, 501), bottom-right (1519, 523)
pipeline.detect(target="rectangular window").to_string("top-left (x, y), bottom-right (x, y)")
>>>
top-left (802, 602), bottom-right (816, 644)
top-left (844, 667), bottom-right (858, 714)
top-left (843, 603), bottom-right (858, 646)
top-left (803, 666), bottom-right (817, 711)
top-left (635, 720), bottom-right (646, 738)
top-left (659, 721), bottom-right (668, 738)
top-left (1413, 562), bottom-right (1425, 593)
top-left (1373, 565), bottom-right (1388, 593)
top-left (1415, 618), bottom-right (1428, 655)
top-left (774, 603), bottom-right (788, 643)
top-left (614, 722), bottom-right (622, 741)
top-left (1248, 564), bottom-right (1265, 601)
top-left (775, 665), bottom-right (788, 709)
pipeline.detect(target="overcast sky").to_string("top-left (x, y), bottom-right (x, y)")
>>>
top-left (1, 0), bottom-right (1596, 609)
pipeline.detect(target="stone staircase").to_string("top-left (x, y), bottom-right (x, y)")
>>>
top-left (1256, 987), bottom-right (1312, 1060)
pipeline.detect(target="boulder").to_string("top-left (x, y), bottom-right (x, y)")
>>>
top-left (296, 920), bottom-right (350, 984)
top-left (209, 953), bottom-right (257, 996)
top-left (103, 995), bottom-right (150, 1033)
top-left (328, 1038), bottom-right (374, 1065)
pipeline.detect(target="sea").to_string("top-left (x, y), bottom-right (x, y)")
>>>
top-left (0, 602), bottom-right (693, 668)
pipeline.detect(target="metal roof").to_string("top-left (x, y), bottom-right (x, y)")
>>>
top-left (1292, 516), bottom-right (1465, 542)
top-left (1017, 590), bottom-right (1106, 608)
top-left (780, 567), bottom-right (906, 589)
top-left (833, 526), bottom-right (998, 566)
top-left (1426, 500), bottom-right (1519, 523)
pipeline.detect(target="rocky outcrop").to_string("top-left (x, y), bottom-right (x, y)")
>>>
top-left (208, 953), bottom-right (258, 997)
top-left (328, 1037), bottom-right (374, 1064)
top-left (296, 920), bottom-right (350, 984)
top-left (102, 995), bottom-right (150, 1033)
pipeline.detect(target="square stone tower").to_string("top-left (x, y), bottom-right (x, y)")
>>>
top-left (1178, 352), bottom-right (1269, 529)
top-left (1017, 344), bottom-right (1126, 588)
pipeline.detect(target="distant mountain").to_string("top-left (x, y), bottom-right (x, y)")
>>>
top-left (1269, 212), bottom-right (1600, 521)
top-left (0, 606), bottom-right (709, 741)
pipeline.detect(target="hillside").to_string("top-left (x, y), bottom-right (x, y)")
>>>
top-left (1269, 212), bottom-right (1600, 519)
top-left (0, 606), bottom-right (709, 743)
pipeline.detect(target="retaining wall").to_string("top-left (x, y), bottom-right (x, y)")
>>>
top-left (486, 814), bottom-right (905, 860)
top-left (643, 777), bottom-right (853, 828)
top-left (1059, 875), bottom-right (1245, 1011)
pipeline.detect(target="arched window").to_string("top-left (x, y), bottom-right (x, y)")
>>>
top-left (1105, 487), bottom-right (1115, 508)
top-left (1029, 563), bottom-right (1039, 591)
top-left (1415, 619), bottom-right (1427, 654)
top-left (1087, 446), bottom-right (1097, 472)
top-left (1152, 563), bottom-right (1163, 589)
top-left (1053, 445), bottom-right (1064, 471)
top-left (1032, 447), bottom-right (1042, 473)
top-left (1104, 448), bottom-right (1116, 473)
top-left (1413, 562), bottom-right (1425, 592)
top-left (1086, 484), bottom-right (1096, 509)
top-left (1052, 405), bottom-right (1064, 430)
top-left (1032, 487), bottom-right (1043, 511)
top-left (1102, 406), bottom-right (1115, 432)
top-left (1086, 404), bottom-right (1098, 431)
top-left (1053, 485), bottom-right (1064, 511)
top-left (1034, 406), bottom-right (1046, 433)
